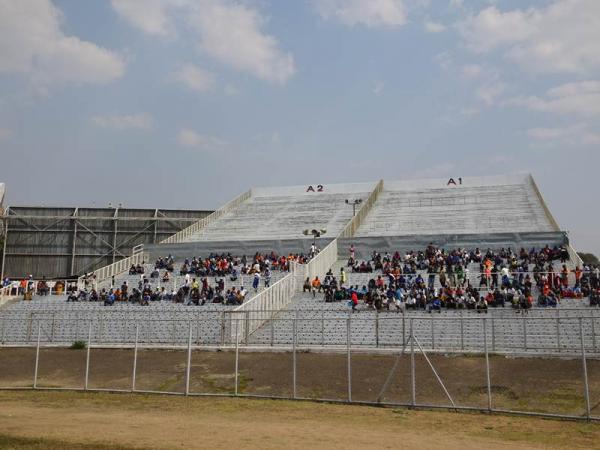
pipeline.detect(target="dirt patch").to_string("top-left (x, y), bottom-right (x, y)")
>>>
top-left (0, 348), bottom-right (599, 416)
top-left (1, 391), bottom-right (600, 449)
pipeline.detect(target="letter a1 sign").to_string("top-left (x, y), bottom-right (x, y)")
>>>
top-left (447, 177), bottom-right (463, 186)
top-left (306, 185), bottom-right (324, 193)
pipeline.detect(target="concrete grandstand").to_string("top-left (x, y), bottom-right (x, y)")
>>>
top-left (1, 173), bottom-right (596, 355)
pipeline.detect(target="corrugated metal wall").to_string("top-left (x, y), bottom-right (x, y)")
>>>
top-left (1, 206), bottom-right (212, 279)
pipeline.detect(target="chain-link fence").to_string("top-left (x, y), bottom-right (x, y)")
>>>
top-left (1, 314), bottom-right (599, 421)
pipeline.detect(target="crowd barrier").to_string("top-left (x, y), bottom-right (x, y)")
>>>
top-left (1, 314), bottom-right (599, 422)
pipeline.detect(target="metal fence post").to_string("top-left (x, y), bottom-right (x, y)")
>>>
top-left (292, 317), bottom-right (297, 399)
top-left (431, 315), bottom-right (435, 350)
top-left (410, 319), bottom-right (415, 407)
top-left (84, 321), bottom-right (92, 390)
top-left (347, 317), bottom-right (352, 402)
top-left (185, 320), bottom-right (193, 396)
top-left (220, 311), bottom-right (225, 346)
top-left (491, 316), bottom-right (496, 352)
top-left (321, 310), bottom-right (325, 346)
top-left (592, 317), bottom-right (597, 353)
top-left (523, 315), bottom-right (527, 351)
top-left (460, 312), bottom-right (464, 351)
top-left (556, 310), bottom-right (561, 352)
top-left (33, 321), bottom-right (41, 389)
top-left (131, 322), bottom-right (139, 392)
top-left (402, 314), bottom-right (406, 347)
top-left (375, 311), bottom-right (379, 348)
top-left (483, 318), bottom-right (492, 412)
top-left (270, 316), bottom-right (274, 347)
top-left (234, 317), bottom-right (240, 396)
top-left (579, 318), bottom-right (591, 420)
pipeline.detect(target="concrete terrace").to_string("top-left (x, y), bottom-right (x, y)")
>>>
top-left (186, 182), bottom-right (375, 242)
top-left (355, 174), bottom-right (558, 237)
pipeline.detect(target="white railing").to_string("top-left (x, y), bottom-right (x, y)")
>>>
top-left (77, 244), bottom-right (148, 290)
top-left (232, 262), bottom-right (300, 341)
top-left (568, 244), bottom-right (584, 268)
top-left (528, 174), bottom-right (561, 232)
top-left (303, 240), bottom-right (338, 281)
top-left (338, 179), bottom-right (383, 239)
top-left (160, 190), bottom-right (251, 244)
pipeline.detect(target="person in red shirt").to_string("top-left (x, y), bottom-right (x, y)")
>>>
top-left (351, 291), bottom-right (359, 312)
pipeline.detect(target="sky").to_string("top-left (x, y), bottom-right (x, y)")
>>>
top-left (0, 0), bottom-right (599, 254)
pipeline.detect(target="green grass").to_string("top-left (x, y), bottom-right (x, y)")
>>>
top-left (0, 434), bottom-right (135, 450)
top-left (70, 341), bottom-right (87, 350)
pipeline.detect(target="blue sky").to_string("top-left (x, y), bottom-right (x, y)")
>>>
top-left (0, 0), bottom-right (599, 254)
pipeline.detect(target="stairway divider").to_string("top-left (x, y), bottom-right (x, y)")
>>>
top-left (231, 180), bottom-right (385, 342)
top-left (161, 189), bottom-right (252, 244)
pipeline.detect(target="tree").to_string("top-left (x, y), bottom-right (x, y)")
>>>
top-left (578, 252), bottom-right (599, 266)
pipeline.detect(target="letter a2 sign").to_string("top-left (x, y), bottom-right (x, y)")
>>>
top-left (306, 185), bottom-right (324, 192)
top-left (447, 178), bottom-right (462, 186)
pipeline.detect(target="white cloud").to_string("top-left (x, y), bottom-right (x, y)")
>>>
top-left (313, 0), bottom-right (407, 27)
top-left (424, 21), bottom-right (446, 33)
top-left (527, 123), bottom-right (600, 146)
top-left (507, 81), bottom-right (600, 117)
top-left (189, 1), bottom-right (295, 84)
top-left (112, 0), bottom-right (295, 84)
top-left (372, 81), bottom-right (385, 95)
top-left (458, 1), bottom-right (600, 74)
top-left (0, 0), bottom-right (125, 89)
top-left (177, 129), bottom-right (227, 150)
top-left (434, 52), bottom-right (453, 71)
top-left (111, 0), bottom-right (184, 36)
top-left (476, 80), bottom-right (506, 106)
top-left (171, 63), bottom-right (215, 92)
top-left (461, 64), bottom-right (482, 78)
top-left (92, 113), bottom-right (153, 130)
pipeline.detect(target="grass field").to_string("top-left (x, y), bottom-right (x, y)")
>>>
top-left (0, 391), bottom-right (600, 449)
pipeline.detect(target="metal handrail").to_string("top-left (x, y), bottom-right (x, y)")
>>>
top-left (160, 190), bottom-right (251, 244)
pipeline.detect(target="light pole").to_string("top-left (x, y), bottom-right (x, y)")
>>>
top-left (345, 199), bottom-right (362, 216)
top-left (303, 228), bottom-right (327, 250)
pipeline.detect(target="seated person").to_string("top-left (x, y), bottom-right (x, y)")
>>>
top-left (303, 277), bottom-right (311, 293)
top-left (476, 298), bottom-right (488, 313)
top-left (104, 291), bottom-right (115, 306)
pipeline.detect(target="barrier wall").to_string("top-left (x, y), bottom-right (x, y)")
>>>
top-left (145, 238), bottom-right (334, 260)
top-left (338, 232), bottom-right (569, 260)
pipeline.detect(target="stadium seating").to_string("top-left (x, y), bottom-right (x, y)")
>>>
top-left (355, 175), bottom-right (556, 237)
top-left (185, 184), bottom-right (373, 242)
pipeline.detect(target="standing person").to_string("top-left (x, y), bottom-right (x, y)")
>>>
top-left (351, 290), bottom-right (359, 313)
top-left (350, 244), bottom-right (355, 260)
top-left (340, 267), bottom-right (347, 287)
top-left (264, 267), bottom-right (271, 288)
top-left (252, 272), bottom-right (261, 292)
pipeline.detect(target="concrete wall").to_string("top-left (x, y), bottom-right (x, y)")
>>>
top-left (146, 237), bottom-right (334, 260)
top-left (338, 232), bottom-right (568, 260)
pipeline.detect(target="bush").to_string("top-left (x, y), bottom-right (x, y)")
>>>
top-left (70, 340), bottom-right (87, 350)
top-left (578, 252), bottom-right (600, 266)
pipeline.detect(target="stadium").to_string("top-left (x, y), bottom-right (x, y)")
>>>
top-left (2, 172), bottom-right (600, 432)
top-left (2, 1), bottom-right (600, 448)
